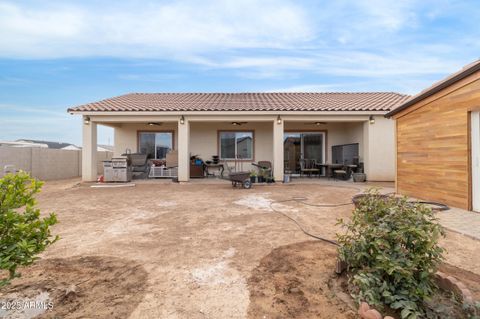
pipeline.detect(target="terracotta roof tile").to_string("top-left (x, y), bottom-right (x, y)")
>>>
top-left (68, 92), bottom-right (410, 113)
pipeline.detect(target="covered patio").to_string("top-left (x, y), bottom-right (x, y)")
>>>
top-left (80, 114), bottom-right (395, 183)
top-left (68, 92), bottom-right (408, 183)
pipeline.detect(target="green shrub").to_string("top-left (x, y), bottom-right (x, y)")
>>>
top-left (0, 172), bottom-right (58, 287)
top-left (337, 189), bottom-right (445, 319)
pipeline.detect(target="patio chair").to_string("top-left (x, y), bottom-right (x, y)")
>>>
top-left (333, 168), bottom-right (348, 181)
top-left (127, 153), bottom-right (149, 178)
top-left (300, 159), bottom-right (320, 177)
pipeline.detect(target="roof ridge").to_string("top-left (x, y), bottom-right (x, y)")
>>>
top-left (118, 91), bottom-right (407, 95)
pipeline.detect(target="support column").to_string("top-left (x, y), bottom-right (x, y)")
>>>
top-left (177, 117), bottom-right (190, 182)
top-left (82, 118), bottom-right (97, 182)
top-left (273, 118), bottom-right (284, 182)
top-left (362, 120), bottom-right (371, 179)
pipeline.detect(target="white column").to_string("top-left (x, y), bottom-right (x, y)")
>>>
top-left (363, 116), bottom-right (396, 182)
top-left (82, 118), bottom-right (97, 182)
top-left (362, 120), bottom-right (371, 179)
top-left (273, 118), bottom-right (284, 182)
top-left (177, 117), bottom-right (190, 182)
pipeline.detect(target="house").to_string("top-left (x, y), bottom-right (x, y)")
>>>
top-left (16, 139), bottom-right (76, 149)
top-left (14, 139), bottom-right (113, 152)
top-left (386, 59), bottom-right (480, 212)
top-left (68, 92), bottom-right (409, 183)
top-left (61, 144), bottom-right (113, 152)
top-left (0, 140), bottom-right (48, 148)
top-left (61, 144), bottom-right (82, 150)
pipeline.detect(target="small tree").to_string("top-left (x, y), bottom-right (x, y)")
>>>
top-left (0, 172), bottom-right (58, 287)
top-left (337, 189), bottom-right (445, 319)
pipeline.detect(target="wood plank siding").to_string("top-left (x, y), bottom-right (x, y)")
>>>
top-left (393, 73), bottom-right (480, 210)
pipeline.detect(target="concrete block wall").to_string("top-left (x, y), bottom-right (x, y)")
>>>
top-left (0, 146), bottom-right (112, 180)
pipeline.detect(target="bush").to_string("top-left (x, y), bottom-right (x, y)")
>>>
top-left (0, 172), bottom-right (58, 287)
top-left (337, 189), bottom-right (445, 319)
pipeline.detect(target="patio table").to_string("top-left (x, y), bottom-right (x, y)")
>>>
top-left (318, 163), bottom-right (343, 178)
top-left (205, 163), bottom-right (224, 177)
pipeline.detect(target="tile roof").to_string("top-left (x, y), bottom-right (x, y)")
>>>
top-left (387, 59), bottom-right (480, 117)
top-left (68, 92), bottom-right (410, 113)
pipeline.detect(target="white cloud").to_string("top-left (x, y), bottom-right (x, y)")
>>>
top-left (353, 0), bottom-right (417, 31)
top-left (0, 0), bottom-right (313, 59)
top-left (0, 104), bottom-right (113, 145)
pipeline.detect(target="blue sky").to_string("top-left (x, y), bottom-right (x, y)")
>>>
top-left (0, 0), bottom-right (479, 145)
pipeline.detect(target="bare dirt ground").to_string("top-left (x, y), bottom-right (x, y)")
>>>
top-left (0, 179), bottom-right (479, 318)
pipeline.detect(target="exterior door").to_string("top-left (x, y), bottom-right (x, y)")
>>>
top-left (284, 132), bottom-right (325, 175)
top-left (472, 111), bottom-right (480, 212)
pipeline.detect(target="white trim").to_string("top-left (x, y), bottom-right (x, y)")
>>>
top-left (472, 111), bottom-right (480, 212)
top-left (87, 114), bottom-right (374, 124)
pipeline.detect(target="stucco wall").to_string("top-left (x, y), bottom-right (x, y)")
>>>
top-left (363, 116), bottom-right (396, 181)
top-left (113, 122), bottom-right (178, 157)
top-left (284, 121), bottom-right (365, 163)
top-left (0, 146), bottom-right (112, 180)
top-left (190, 122), bottom-right (273, 171)
top-left (114, 121), bottom-right (273, 172)
top-left (111, 117), bottom-right (394, 181)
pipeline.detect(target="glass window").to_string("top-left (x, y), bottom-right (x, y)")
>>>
top-left (138, 132), bottom-right (173, 159)
top-left (219, 131), bottom-right (253, 160)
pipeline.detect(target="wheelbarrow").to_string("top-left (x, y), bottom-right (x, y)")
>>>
top-left (224, 157), bottom-right (252, 189)
top-left (228, 171), bottom-right (252, 189)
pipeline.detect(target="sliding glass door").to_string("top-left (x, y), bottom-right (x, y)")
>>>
top-left (284, 132), bottom-right (325, 175)
top-left (138, 132), bottom-right (173, 160)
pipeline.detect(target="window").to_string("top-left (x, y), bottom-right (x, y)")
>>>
top-left (138, 132), bottom-right (173, 159)
top-left (219, 131), bottom-right (253, 160)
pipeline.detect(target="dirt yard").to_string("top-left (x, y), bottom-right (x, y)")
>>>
top-left (1, 179), bottom-right (479, 318)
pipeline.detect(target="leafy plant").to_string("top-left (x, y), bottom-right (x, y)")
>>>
top-left (0, 171), bottom-right (59, 287)
top-left (337, 189), bottom-right (445, 319)
top-left (463, 301), bottom-right (480, 319)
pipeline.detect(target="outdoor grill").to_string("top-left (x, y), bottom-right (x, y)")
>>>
top-left (103, 158), bottom-right (132, 182)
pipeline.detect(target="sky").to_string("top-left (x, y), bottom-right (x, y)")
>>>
top-left (0, 0), bottom-right (479, 146)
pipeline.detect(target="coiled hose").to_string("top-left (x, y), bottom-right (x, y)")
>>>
top-left (268, 190), bottom-right (449, 246)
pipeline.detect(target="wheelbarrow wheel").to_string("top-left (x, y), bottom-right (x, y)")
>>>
top-left (242, 180), bottom-right (252, 189)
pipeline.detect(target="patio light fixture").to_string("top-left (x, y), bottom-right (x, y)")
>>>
top-left (180, 115), bottom-right (185, 125)
top-left (231, 121), bottom-right (247, 126)
top-left (148, 122), bottom-right (162, 126)
top-left (277, 115), bottom-right (282, 125)
top-left (84, 116), bottom-right (90, 125)
top-left (369, 115), bottom-right (375, 125)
